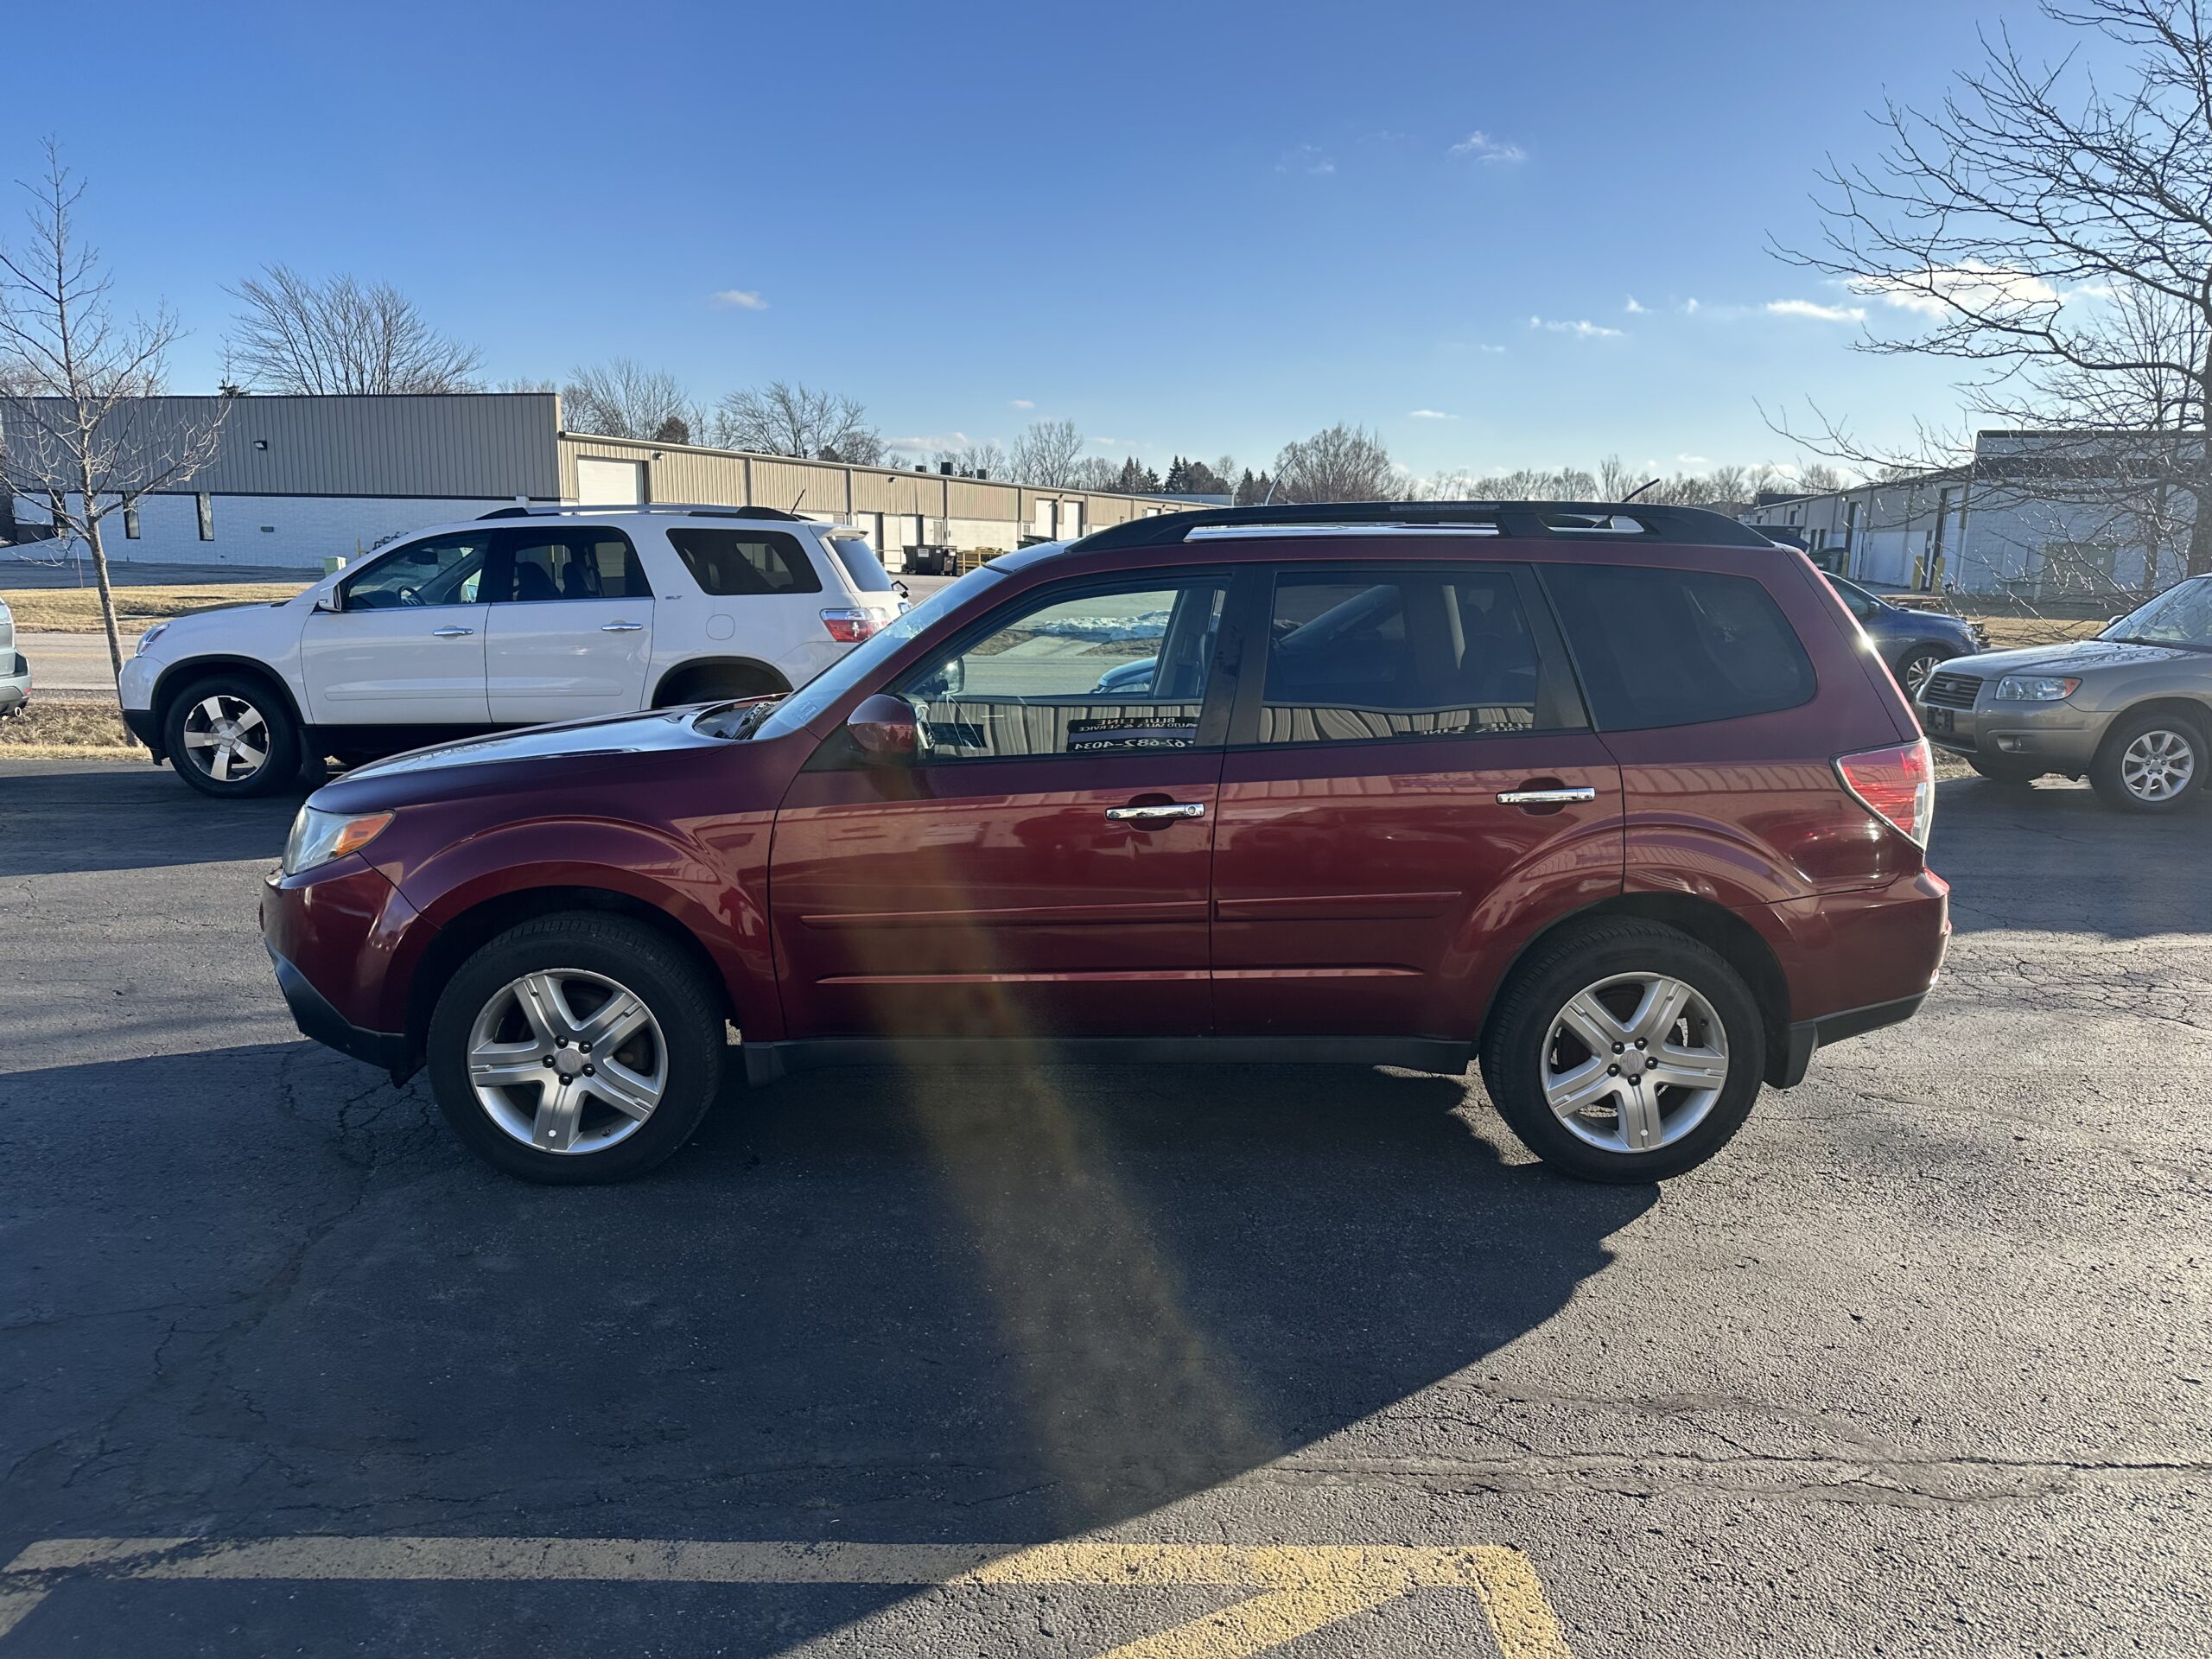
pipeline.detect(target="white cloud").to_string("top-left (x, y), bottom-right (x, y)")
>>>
top-left (1009, 398), bottom-right (1034, 410)
top-left (1675, 454), bottom-right (1710, 467)
top-left (1529, 315), bottom-right (1624, 339)
top-left (1477, 342), bottom-right (1507, 354)
top-left (1766, 298), bottom-right (1867, 323)
top-left (1449, 130), bottom-right (1527, 165)
top-left (1277, 143), bottom-right (1335, 176)
top-left (1407, 408), bottom-right (1454, 420)
top-left (709, 289), bottom-right (767, 310)
top-left (1681, 297), bottom-right (1700, 315)
top-left (1849, 262), bottom-right (2060, 317)
top-left (1624, 296), bottom-right (1649, 315)
top-left (887, 430), bottom-right (972, 456)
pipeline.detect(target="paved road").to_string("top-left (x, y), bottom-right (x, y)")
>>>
top-left (0, 761), bottom-right (2206, 1656)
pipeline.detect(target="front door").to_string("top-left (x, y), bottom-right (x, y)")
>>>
top-left (769, 572), bottom-right (1233, 1041)
top-left (484, 525), bottom-right (656, 723)
top-left (1209, 562), bottom-right (1624, 1039)
top-left (299, 531), bottom-right (493, 726)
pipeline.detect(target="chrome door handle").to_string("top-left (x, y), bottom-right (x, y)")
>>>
top-left (431, 626), bottom-right (475, 638)
top-left (1105, 802), bottom-right (1208, 824)
top-left (1497, 786), bottom-right (1596, 805)
top-left (600, 620), bottom-right (645, 632)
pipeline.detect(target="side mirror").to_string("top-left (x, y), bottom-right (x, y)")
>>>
top-left (846, 693), bottom-right (919, 761)
top-left (2107, 616), bottom-right (2122, 629)
top-left (313, 594), bottom-right (340, 614)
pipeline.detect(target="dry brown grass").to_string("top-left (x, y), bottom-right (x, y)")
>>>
top-left (0, 697), bottom-right (140, 757)
top-left (1, 582), bottom-right (307, 634)
top-left (1964, 614), bottom-right (2106, 652)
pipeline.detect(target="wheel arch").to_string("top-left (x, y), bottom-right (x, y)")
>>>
top-left (2095, 695), bottom-right (2212, 756)
top-left (1478, 892), bottom-right (1794, 1085)
top-left (650, 657), bottom-right (792, 709)
top-left (404, 885), bottom-right (735, 1063)
top-left (153, 656), bottom-right (307, 740)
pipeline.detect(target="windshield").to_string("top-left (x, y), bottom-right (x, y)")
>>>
top-left (2101, 575), bottom-right (2212, 650)
top-left (754, 564), bottom-right (1007, 739)
top-left (827, 534), bottom-right (896, 594)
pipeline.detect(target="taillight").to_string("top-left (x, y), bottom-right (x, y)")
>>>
top-left (820, 607), bottom-right (879, 644)
top-left (1836, 738), bottom-right (1934, 847)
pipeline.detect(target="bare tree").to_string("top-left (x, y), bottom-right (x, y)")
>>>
top-left (1271, 423), bottom-right (1397, 503)
top-left (712, 380), bottom-right (882, 463)
top-left (1776, 0), bottom-right (2212, 581)
top-left (562, 360), bottom-right (702, 442)
top-left (1008, 418), bottom-right (1085, 487)
top-left (226, 264), bottom-right (481, 395)
top-left (0, 142), bottom-right (225, 683)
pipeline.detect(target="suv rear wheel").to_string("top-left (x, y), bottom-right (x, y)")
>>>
top-left (426, 915), bottom-right (725, 1183)
top-left (2090, 709), bottom-right (2204, 813)
top-left (1480, 922), bottom-right (1765, 1182)
top-left (162, 674), bottom-right (301, 798)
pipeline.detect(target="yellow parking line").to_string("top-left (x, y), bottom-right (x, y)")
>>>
top-left (0, 1536), bottom-right (1574, 1657)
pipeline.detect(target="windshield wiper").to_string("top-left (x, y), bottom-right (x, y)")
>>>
top-left (2103, 632), bottom-right (2210, 652)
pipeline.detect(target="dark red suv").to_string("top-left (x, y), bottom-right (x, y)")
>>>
top-left (262, 502), bottom-right (1948, 1184)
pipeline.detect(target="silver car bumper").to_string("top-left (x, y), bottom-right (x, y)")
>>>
top-left (0, 652), bottom-right (28, 716)
top-left (1915, 670), bottom-right (2106, 771)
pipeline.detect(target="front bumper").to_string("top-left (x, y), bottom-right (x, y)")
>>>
top-left (260, 855), bottom-right (432, 1074)
top-left (1915, 689), bottom-right (2107, 770)
top-left (268, 946), bottom-right (410, 1071)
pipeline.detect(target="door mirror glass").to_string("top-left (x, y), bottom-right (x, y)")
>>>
top-left (846, 693), bottom-right (919, 760)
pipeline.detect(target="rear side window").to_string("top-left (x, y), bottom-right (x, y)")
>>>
top-left (1257, 569), bottom-right (1546, 744)
top-left (664, 528), bottom-right (822, 596)
top-left (1543, 564), bottom-right (1815, 730)
top-left (493, 529), bottom-right (644, 602)
top-left (827, 533), bottom-right (895, 593)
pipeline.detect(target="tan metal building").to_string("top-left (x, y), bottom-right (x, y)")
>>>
top-left (2, 393), bottom-right (1191, 570)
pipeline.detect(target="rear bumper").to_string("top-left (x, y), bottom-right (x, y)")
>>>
top-left (0, 657), bottom-right (27, 715)
top-left (1773, 991), bottom-right (1928, 1088)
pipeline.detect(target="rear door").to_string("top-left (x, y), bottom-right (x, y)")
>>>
top-left (299, 531), bottom-right (493, 726)
top-left (483, 525), bottom-right (655, 723)
top-left (768, 569), bottom-right (1234, 1040)
top-left (1209, 559), bottom-right (1625, 1039)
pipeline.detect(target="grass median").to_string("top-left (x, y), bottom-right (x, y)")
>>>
top-left (0, 582), bottom-right (308, 634)
top-left (0, 697), bottom-right (144, 760)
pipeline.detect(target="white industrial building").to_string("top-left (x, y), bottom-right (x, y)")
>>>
top-left (2, 393), bottom-right (1192, 571)
top-left (1742, 429), bottom-right (2197, 599)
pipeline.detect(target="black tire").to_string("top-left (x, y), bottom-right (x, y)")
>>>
top-left (161, 673), bottom-right (301, 798)
top-left (2089, 709), bottom-right (2207, 814)
top-left (1478, 921), bottom-right (1766, 1183)
top-left (1969, 755), bottom-right (2044, 786)
top-left (1895, 646), bottom-right (1948, 702)
top-left (426, 914), bottom-right (726, 1184)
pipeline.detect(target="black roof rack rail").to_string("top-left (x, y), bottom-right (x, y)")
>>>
top-left (1067, 499), bottom-right (1774, 552)
top-left (478, 503), bottom-right (814, 522)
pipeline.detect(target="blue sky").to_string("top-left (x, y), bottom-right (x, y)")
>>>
top-left (1, 0), bottom-right (2118, 482)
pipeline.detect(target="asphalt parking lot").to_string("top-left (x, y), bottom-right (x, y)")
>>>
top-left (1, 760), bottom-right (2207, 1656)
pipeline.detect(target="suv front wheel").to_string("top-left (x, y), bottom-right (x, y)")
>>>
top-left (426, 915), bottom-right (726, 1183)
top-left (162, 674), bottom-right (301, 798)
top-left (1480, 922), bottom-right (1765, 1182)
top-left (2090, 709), bottom-right (2203, 813)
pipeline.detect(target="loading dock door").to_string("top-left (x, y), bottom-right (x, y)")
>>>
top-left (575, 457), bottom-right (645, 505)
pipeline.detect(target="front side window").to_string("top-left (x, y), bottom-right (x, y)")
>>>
top-left (341, 533), bottom-right (491, 611)
top-left (1544, 563), bottom-right (1816, 730)
top-left (895, 577), bottom-right (1228, 760)
top-left (665, 527), bottom-right (822, 596)
top-left (494, 529), bottom-right (643, 602)
top-left (1256, 569), bottom-right (1543, 744)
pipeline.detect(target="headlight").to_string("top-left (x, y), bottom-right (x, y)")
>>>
top-left (283, 807), bottom-right (393, 874)
top-left (134, 621), bottom-right (168, 656)
top-left (1993, 674), bottom-right (2081, 702)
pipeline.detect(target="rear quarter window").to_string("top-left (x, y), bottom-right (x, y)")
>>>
top-left (664, 528), bottom-right (823, 596)
top-left (1541, 564), bottom-right (1815, 730)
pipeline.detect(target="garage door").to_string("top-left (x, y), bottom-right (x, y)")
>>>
top-left (575, 457), bottom-right (645, 505)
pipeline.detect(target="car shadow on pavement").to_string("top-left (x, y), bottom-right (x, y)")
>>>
top-left (0, 761), bottom-right (307, 876)
top-left (1, 1036), bottom-right (1654, 1622)
top-left (1932, 774), bottom-right (2212, 939)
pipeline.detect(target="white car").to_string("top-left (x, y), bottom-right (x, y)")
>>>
top-left (120, 505), bottom-right (906, 797)
top-left (0, 595), bottom-right (29, 717)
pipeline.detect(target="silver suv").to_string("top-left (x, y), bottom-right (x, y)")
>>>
top-left (1916, 575), bottom-right (2212, 812)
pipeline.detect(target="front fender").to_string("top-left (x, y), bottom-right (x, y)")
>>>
top-left (385, 811), bottom-right (779, 1038)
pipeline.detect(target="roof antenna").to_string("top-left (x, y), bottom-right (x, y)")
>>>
top-left (1622, 478), bottom-right (1660, 503)
top-left (1261, 475), bottom-right (1279, 505)
top-left (791, 489), bottom-right (806, 514)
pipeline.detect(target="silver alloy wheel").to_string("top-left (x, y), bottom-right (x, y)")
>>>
top-left (1902, 651), bottom-right (1943, 698)
top-left (2120, 728), bottom-right (2196, 802)
top-left (466, 968), bottom-right (667, 1154)
top-left (180, 693), bottom-right (270, 783)
top-left (1541, 972), bottom-right (1731, 1154)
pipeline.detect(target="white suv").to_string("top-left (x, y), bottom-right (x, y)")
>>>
top-left (120, 505), bottom-right (907, 797)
